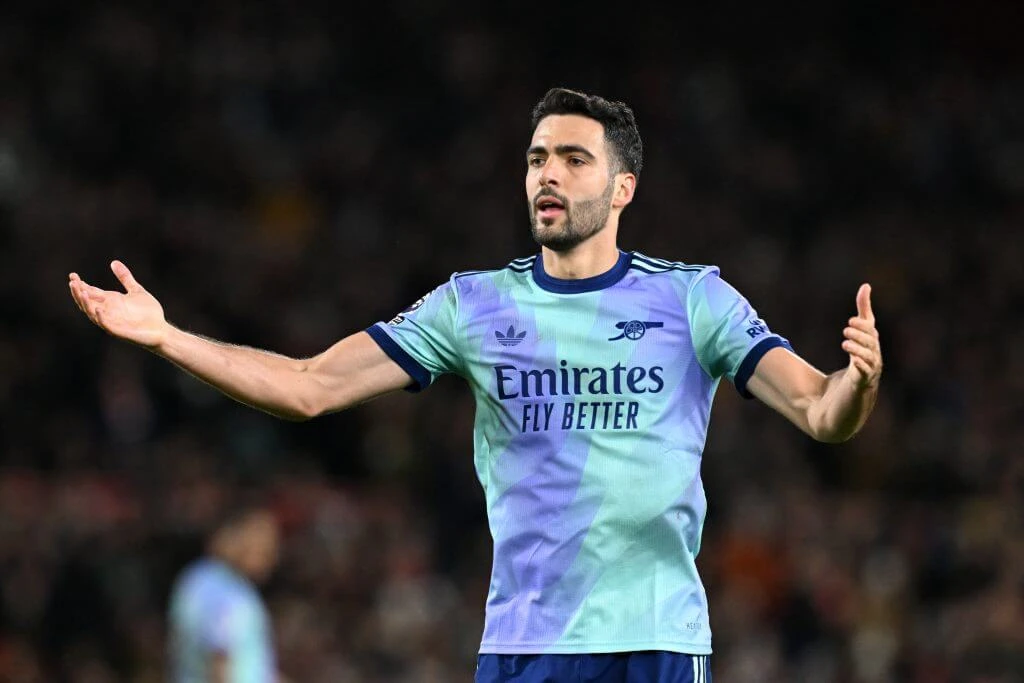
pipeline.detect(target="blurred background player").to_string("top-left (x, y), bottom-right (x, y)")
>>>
top-left (168, 500), bottom-right (281, 683)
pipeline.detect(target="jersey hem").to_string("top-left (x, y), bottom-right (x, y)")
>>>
top-left (478, 641), bottom-right (713, 656)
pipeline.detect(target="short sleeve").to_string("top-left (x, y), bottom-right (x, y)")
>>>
top-left (687, 268), bottom-right (793, 398)
top-left (366, 278), bottom-right (462, 392)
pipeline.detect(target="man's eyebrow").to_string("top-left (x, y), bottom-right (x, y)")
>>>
top-left (526, 144), bottom-right (597, 160)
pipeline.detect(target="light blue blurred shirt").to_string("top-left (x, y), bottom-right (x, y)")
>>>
top-left (168, 558), bottom-right (275, 683)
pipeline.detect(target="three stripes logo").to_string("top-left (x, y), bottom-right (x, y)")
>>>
top-left (692, 655), bottom-right (709, 682)
top-left (495, 325), bottom-right (527, 347)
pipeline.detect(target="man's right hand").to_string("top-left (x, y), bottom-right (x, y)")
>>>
top-left (68, 260), bottom-right (169, 349)
top-left (68, 259), bottom-right (414, 419)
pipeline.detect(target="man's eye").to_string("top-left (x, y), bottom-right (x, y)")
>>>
top-left (569, 157), bottom-right (586, 166)
top-left (528, 157), bottom-right (545, 167)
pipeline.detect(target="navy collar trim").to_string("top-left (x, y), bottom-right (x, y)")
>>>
top-left (532, 250), bottom-right (631, 294)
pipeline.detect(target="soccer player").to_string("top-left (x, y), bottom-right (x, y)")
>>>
top-left (168, 501), bottom-right (281, 683)
top-left (69, 88), bottom-right (882, 682)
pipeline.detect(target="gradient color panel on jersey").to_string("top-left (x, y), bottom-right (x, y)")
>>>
top-left (168, 559), bottom-right (276, 683)
top-left (367, 251), bottom-right (791, 654)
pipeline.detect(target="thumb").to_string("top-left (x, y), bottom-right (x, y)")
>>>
top-left (856, 283), bottom-right (874, 321)
top-left (111, 260), bottom-right (145, 293)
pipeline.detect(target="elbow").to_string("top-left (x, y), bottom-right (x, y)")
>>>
top-left (814, 430), bottom-right (854, 445)
top-left (804, 409), bottom-right (857, 444)
top-left (283, 409), bottom-right (316, 423)
top-left (289, 396), bottom-right (325, 421)
top-left (274, 383), bottom-right (326, 421)
top-left (288, 357), bottom-right (356, 420)
top-left (290, 382), bottom-right (352, 421)
top-left (809, 421), bottom-right (861, 444)
top-left (268, 403), bottom-right (316, 422)
top-left (287, 360), bottom-right (332, 421)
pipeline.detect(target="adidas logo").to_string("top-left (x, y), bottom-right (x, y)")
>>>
top-left (495, 325), bottom-right (527, 347)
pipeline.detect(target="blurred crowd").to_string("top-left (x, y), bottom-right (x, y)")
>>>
top-left (2, 1), bottom-right (1023, 681)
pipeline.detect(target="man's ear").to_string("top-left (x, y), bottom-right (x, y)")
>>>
top-left (612, 172), bottom-right (637, 209)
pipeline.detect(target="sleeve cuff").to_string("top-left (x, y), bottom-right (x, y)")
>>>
top-left (365, 325), bottom-right (432, 393)
top-left (734, 336), bottom-right (793, 399)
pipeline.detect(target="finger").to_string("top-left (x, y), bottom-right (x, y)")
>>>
top-left (842, 340), bottom-right (877, 364)
top-left (850, 356), bottom-right (873, 378)
top-left (856, 283), bottom-right (874, 322)
top-left (78, 288), bottom-right (97, 320)
top-left (70, 280), bottom-right (94, 308)
top-left (848, 317), bottom-right (878, 336)
top-left (69, 282), bottom-right (88, 313)
top-left (843, 327), bottom-right (877, 348)
top-left (111, 260), bottom-right (144, 294)
top-left (82, 283), bottom-right (107, 303)
top-left (69, 272), bottom-right (81, 282)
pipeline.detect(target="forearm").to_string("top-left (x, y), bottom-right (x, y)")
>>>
top-left (156, 324), bottom-right (321, 421)
top-left (806, 370), bottom-right (878, 443)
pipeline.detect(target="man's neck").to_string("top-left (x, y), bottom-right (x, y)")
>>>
top-left (540, 231), bottom-right (621, 280)
top-left (210, 546), bottom-right (249, 581)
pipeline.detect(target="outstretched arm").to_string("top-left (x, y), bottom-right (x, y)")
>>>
top-left (69, 261), bottom-right (412, 421)
top-left (745, 284), bottom-right (882, 443)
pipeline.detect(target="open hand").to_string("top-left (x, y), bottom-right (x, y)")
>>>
top-left (68, 261), bottom-right (168, 349)
top-left (842, 283), bottom-right (882, 390)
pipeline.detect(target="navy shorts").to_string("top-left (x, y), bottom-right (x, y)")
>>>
top-left (475, 652), bottom-right (711, 683)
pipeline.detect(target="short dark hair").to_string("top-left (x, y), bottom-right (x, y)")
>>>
top-left (530, 88), bottom-right (643, 178)
top-left (211, 490), bottom-right (274, 538)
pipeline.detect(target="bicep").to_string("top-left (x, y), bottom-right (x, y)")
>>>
top-left (305, 331), bottom-right (413, 415)
top-left (744, 346), bottom-right (828, 437)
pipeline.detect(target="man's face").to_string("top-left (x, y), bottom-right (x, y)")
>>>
top-left (237, 511), bottom-right (280, 583)
top-left (526, 114), bottom-right (616, 252)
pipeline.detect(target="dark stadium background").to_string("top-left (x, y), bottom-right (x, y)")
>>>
top-left (2, 1), bottom-right (1022, 681)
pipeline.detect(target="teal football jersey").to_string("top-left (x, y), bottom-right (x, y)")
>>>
top-left (367, 251), bottom-right (791, 655)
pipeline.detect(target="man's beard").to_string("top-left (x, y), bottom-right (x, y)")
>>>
top-left (529, 180), bottom-right (614, 252)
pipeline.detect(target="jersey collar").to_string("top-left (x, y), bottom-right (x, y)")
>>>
top-left (532, 250), bottom-right (631, 294)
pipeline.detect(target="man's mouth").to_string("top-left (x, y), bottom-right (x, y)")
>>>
top-left (535, 196), bottom-right (566, 219)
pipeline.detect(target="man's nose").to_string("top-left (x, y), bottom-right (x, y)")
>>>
top-left (538, 159), bottom-right (561, 187)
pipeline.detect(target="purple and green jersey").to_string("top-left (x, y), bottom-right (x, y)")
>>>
top-left (168, 558), bottom-right (275, 683)
top-left (367, 251), bottom-right (790, 655)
